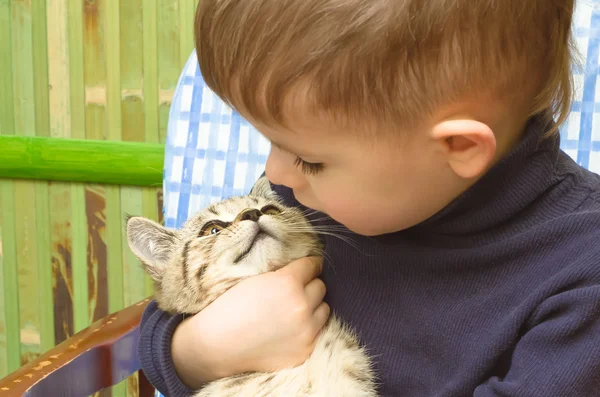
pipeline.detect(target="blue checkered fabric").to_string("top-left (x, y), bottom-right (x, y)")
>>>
top-left (162, 54), bottom-right (271, 229)
top-left (156, 3), bottom-right (600, 396)
top-left (562, 1), bottom-right (600, 171)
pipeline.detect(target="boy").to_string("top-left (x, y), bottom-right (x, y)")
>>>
top-left (139, 0), bottom-right (600, 396)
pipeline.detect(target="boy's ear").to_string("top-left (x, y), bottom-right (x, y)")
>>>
top-left (126, 216), bottom-right (179, 282)
top-left (432, 119), bottom-right (497, 179)
top-left (250, 176), bottom-right (275, 199)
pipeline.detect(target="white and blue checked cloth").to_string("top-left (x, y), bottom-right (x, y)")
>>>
top-left (156, 2), bottom-right (600, 396)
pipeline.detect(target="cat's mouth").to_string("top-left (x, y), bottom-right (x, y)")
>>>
top-left (233, 227), bottom-right (276, 264)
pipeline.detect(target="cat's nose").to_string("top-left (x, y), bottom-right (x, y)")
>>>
top-left (237, 208), bottom-right (262, 223)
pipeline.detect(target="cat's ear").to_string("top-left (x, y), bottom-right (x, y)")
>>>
top-left (126, 216), bottom-right (178, 281)
top-left (250, 176), bottom-right (275, 199)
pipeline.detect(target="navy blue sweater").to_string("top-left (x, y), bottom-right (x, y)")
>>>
top-left (139, 117), bottom-right (600, 396)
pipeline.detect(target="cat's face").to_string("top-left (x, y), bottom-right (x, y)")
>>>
top-left (126, 178), bottom-right (321, 314)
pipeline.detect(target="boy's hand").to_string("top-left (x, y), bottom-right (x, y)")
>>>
top-left (171, 256), bottom-right (329, 389)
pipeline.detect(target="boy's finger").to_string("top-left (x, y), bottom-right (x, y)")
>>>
top-left (311, 302), bottom-right (331, 334)
top-left (305, 278), bottom-right (327, 310)
top-left (277, 256), bottom-right (323, 285)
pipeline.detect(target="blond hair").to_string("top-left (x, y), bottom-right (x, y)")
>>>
top-left (195, 0), bottom-right (576, 133)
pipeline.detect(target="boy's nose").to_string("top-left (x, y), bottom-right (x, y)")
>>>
top-left (265, 150), bottom-right (305, 189)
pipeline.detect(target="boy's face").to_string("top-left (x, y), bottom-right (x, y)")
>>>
top-left (259, 117), bottom-right (466, 236)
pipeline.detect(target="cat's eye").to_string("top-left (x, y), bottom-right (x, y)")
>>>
top-left (261, 205), bottom-right (281, 215)
top-left (199, 220), bottom-right (229, 237)
top-left (202, 224), bottom-right (223, 236)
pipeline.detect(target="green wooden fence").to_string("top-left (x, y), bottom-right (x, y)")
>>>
top-left (0, 1), bottom-right (198, 396)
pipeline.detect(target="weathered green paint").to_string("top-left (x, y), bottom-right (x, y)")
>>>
top-left (120, 0), bottom-right (145, 144)
top-left (1, 1), bottom-right (197, 392)
top-left (106, 5), bottom-right (126, 392)
top-left (106, 185), bottom-right (126, 397)
top-left (143, 187), bottom-right (159, 297)
top-left (32, 0), bottom-right (50, 139)
top-left (32, 0), bottom-right (54, 357)
top-left (143, 3), bottom-right (159, 145)
top-left (106, 0), bottom-right (122, 143)
top-left (68, 0), bottom-right (85, 140)
top-left (14, 180), bottom-right (42, 366)
top-left (1, 181), bottom-right (21, 372)
top-left (72, 185), bottom-right (88, 333)
top-left (0, 135), bottom-right (165, 186)
top-left (158, 0), bottom-right (181, 144)
top-left (11, 0), bottom-right (35, 139)
top-left (107, 187), bottom-right (124, 316)
top-left (0, 185), bottom-right (7, 378)
top-left (83, 0), bottom-right (107, 142)
top-left (0, 1), bottom-right (15, 136)
top-left (35, 181), bottom-right (55, 353)
top-left (179, 0), bottom-right (196, 68)
top-left (121, 186), bottom-right (146, 308)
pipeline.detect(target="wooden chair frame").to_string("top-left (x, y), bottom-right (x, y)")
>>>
top-left (0, 135), bottom-right (165, 396)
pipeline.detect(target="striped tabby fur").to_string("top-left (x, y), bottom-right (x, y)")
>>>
top-left (126, 177), bottom-right (376, 396)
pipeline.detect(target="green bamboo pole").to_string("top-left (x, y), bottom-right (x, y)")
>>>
top-left (0, 135), bottom-right (165, 186)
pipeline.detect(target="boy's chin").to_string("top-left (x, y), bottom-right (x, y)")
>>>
top-left (342, 221), bottom-right (403, 237)
top-left (341, 215), bottom-right (422, 236)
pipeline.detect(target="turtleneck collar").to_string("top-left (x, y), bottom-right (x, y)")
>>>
top-left (411, 116), bottom-right (561, 236)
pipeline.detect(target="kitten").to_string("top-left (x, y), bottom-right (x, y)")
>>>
top-left (126, 177), bottom-right (376, 397)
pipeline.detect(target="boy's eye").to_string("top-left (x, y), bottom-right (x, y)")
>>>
top-left (294, 157), bottom-right (324, 175)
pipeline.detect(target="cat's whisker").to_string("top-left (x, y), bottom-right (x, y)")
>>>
top-left (286, 225), bottom-right (352, 233)
top-left (320, 251), bottom-right (338, 277)
top-left (285, 229), bottom-right (362, 251)
top-left (298, 208), bottom-right (322, 215)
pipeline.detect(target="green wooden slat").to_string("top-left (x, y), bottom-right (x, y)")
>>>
top-left (120, 0), bottom-right (145, 144)
top-left (107, 186), bottom-right (124, 312)
top-left (32, 0), bottom-right (55, 356)
top-left (179, 0), bottom-right (195, 68)
top-left (0, 1), bottom-right (13, 375)
top-left (83, 0), bottom-right (107, 142)
top-left (14, 180), bottom-right (41, 366)
top-left (143, 2), bottom-right (161, 300)
top-left (0, 183), bottom-right (7, 377)
top-left (142, 187), bottom-right (158, 297)
top-left (143, 0), bottom-right (159, 144)
top-left (11, 0), bottom-right (35, 137)
top-left (121, 187), bottom-right (145, 397)
top-left (106, 2), bottom-right (125, 393)
top-left (0, 135), bottom-right (164, 186)
top-left (108, 181), bottom-right (125, 397)
top-left (47, 0), bottom-right (72, 140)
top-left (68, 0), bottom-right (85, 139)
top-left (1, 181), bottom-right (21, 372)
top-left (158, 0), bottom-right (180, 144)
top-left (35, 181), bottom-right (54, 352)
top-left (0, 0), bottom-right (15, 136)
top-left (119, 3), bottom-right (146, 393)
top-left (106, 0), bottom-right (121, 142)
top-left (121, 187), bottom-right (145, 308)
top-left (32, 0), bottom-right (50, 138)
top-left (71, 185), bottom-right (88, 333)
top-left (11, 0), bottom-right (43, 367)
top-left (68, 0), bottom-right (88, 337)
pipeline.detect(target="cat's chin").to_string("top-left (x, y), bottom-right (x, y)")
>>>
top-left (233, 223), bottom-right (284, 268)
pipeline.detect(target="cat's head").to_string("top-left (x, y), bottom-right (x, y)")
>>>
top-left (126, 177), bottom-right (321, 314)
